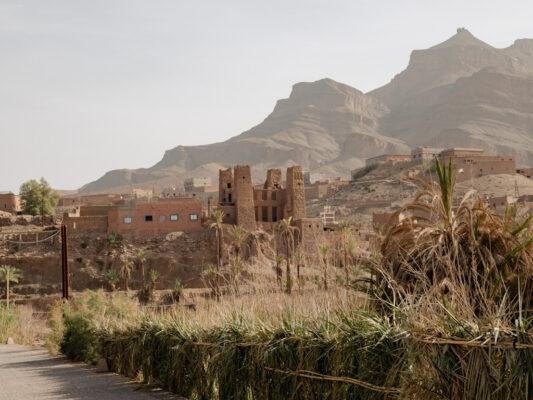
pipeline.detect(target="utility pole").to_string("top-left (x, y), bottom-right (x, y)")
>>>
top-left (61, 224), bottom-right (70, 300)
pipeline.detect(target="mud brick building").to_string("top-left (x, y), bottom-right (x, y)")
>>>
top-left (218, 165), bottom-right (307, 230)
top-left (365, 154), bottom-right (412, 167)
top-left (437, 148), bottom-right (515, 182)
top-left (0, 192), bottom-right (22, 215)
top-left (411, 146), bottom-right (444, 164)
top-left (63, 197), bottom-right (202, 236)
top-left (58, 193), bottom-right (130, 208)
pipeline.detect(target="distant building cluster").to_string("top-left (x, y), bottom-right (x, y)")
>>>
top-left (359, 147), bottom-right (516, 183)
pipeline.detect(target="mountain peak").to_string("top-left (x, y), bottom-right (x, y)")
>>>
top-left (431, 28), bottom-right (493, 50)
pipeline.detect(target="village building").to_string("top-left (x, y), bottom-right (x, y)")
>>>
top-left (63, 197), bottom-right (202, 236)
top-left (365, 154), bottom-right (412, 167)
top-left (184, 177), bottom-right (212, 191)
top-left (516, 168), bottom-right (533, 179)
top-left (218, 165), bottom-right (307, 231)
top-left (303, 171), bottom-right (325, 186)
top-left (437, 148), bottom-right (515, 182)
top-left (132, 188), bottom-right (153, 199)
top-left (305, 178), bottom-right (350, 200)
top-left (58, 193), bottom-right (130, 208)
top-left (411, 146), bottom-right (444, 164)
top-left (0, 192), bottom-right (22, 215)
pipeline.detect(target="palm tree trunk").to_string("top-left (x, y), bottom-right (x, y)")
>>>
top-left (6, 275), bottom-right (10, 307)
top-left (323, 259), bottom-right (328, 291)
top-left (344, 243), bottom-right (349, 285)
top-left (285, 238), bottom-right (292, 294)
top-left (215, 228), bottom-right (221, 302)
top-left (141, 264), bottom-right (145, 288)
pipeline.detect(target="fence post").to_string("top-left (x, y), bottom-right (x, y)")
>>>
top-left (61, 224), bottom-right (70, 300)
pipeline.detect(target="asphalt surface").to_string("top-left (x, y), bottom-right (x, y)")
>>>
top-left (0, 345), bottom-right (183, 400)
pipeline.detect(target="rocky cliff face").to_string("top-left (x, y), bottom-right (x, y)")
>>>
top-left (372, 29), bottom-right (533, 165)
top-left (80, 29), bottom-right (533, 194)
top-left (80, 78), bottom-right (408, 193)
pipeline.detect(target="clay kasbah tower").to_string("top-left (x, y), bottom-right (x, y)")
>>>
top-left (233, 165), bottom-right (256, 231)
top-left (217, 164), bottom-right (307, 228)
top-left (285, 165), bottom-right (306, 220)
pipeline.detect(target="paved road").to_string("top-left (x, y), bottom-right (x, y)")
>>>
top-left (0, 345), bottom-right (183, 400)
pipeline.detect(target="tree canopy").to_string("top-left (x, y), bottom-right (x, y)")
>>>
top-left (19, 177), bottom-right (59, 216)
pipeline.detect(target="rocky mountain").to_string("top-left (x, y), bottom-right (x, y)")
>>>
top-left (80, 79), bottom-right (408, 193)
top-left (80, 28), bottom-right (533, 194)
top-left (372, 28), bottom-right (533, 162)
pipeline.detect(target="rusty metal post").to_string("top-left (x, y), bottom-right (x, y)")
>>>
top-left (61, 224), bottom-right (70, 300)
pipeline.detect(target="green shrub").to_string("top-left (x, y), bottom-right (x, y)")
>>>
top-left (61, 312), bottom-right (100, 364)
top-left (351, 164), bottom-right (377, 181)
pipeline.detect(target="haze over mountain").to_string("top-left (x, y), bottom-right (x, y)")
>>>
top-left (80, 28), bottom-right (533, 194)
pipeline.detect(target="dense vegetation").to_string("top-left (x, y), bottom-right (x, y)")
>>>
top-left (12, 158), bottom-right (533, 399)
top-left (351, 164), bottom-right (377, 181)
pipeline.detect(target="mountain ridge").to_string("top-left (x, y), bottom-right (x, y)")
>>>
top-left (79, 29), bottom-right (533, 194)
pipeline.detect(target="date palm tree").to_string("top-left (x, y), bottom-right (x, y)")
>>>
top-left (319, 245), bottom-right (330, 291)
top-left (120, 257), bottom-right (133, 291)
top-left (0, 265), bottom-right (23, 307)
top-left (209, 210), bottom-right (224, 301)
top-left (277, 217), bottom-right (298, 294)
top-left (230, 225), bottom-right (247, 260)
top-left (135, 250), bottom-right (147, 288)
top-left (274, 255), bottom-right (284, 289)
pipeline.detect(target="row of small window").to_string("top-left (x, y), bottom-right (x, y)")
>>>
top-left (123, 214), bottom-right (198, 224)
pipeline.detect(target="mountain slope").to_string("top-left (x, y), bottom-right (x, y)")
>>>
top-left (81, 29), bottom-right (533, 194)
top-left (80, 78), bottom-right (409, 193)
top-left (371, 28), bottom-right (533, 165)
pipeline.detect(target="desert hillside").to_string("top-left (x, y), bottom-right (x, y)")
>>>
top-left (80, 28), bottom-right (533, 194)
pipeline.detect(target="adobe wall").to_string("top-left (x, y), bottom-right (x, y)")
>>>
top-left (219, 168), bottom-right (234, 204)
top-left (264, 168), bottom-right (283, 189)
top-left (441, 156), bottom-right (516, 182)
top-left (253, 188), bottom-right (284, 222)
top-left (108, 199), bottom-right (203, 236)
top-left (305, 184), bottom-right (328, 200)
top-left (285, 166), bottom-right (306, 221)
top-left (0, 193), bottom-right (21, 214)
top-left (293, 218), bottom-right (324, 255)
top-left (59, 194), bottom-right (127, 207)
top-left (517, 168), bottom-right (533, 179)
top-left (80, 205), bottom-right (116, 217)
top-left (218, 205), bottom-right (236, 224)
top-left (63, 215), bottom-right (108, 233)
top-left (234, 165), bottom-right (256, 231)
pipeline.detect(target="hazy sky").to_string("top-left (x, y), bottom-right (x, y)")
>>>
top-left (1, 0), bottom-right (532, 192)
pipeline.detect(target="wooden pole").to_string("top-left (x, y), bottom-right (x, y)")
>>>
top-left (61, 224), bottom-right (70, 300)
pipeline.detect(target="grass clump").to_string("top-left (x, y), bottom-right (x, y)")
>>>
top-left (0, 304), bottom-right (48, 345)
